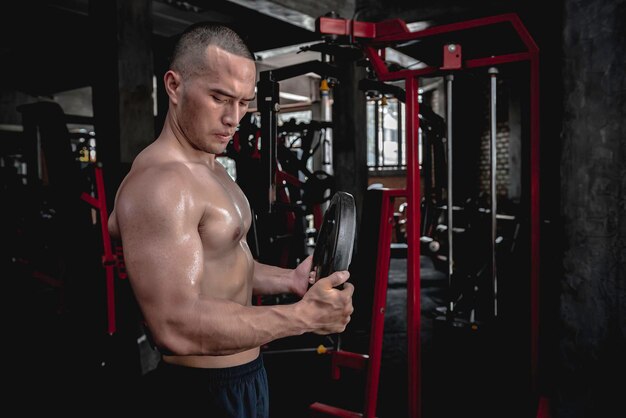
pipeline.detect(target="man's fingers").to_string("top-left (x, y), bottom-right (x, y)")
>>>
top-left (341, 281), bottom-right (355, 297)
top-left (323, 270), bottom-right (350, 288)
top-left (302, 255), bottom-right (313, 268)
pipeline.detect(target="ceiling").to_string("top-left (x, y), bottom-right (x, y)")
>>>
top-left (0, 0), bottom-right (525, 101)
top-left (0, 0), bottom-right (327, 97)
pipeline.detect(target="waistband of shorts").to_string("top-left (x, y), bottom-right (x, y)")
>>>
top-left (157, 355), bottom-right (264, 382)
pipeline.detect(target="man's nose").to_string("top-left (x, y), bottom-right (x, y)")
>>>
top-left (222, 103), bottom-right (240, 127)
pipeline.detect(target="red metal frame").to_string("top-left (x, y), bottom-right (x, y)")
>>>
top-left (316, 13), bottom-right (541, 418)
top-left (366, 188), bottom-right (406, 417)
top-left (81, 165), bottom-right (117, 335)
top-left (310, 189), bottom-right (404, 418)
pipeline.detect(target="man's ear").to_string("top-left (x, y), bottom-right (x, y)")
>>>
top-left (164, 70), bottom-right (181, 104)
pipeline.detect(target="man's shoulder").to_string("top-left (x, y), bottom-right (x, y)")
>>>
top-left (117, 159), bottom-right (194, 209)
top-left (127, 158), bottom-right (192, 188)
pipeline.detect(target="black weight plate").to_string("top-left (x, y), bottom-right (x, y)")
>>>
top-left (311, 191), bottom-right (357, 281)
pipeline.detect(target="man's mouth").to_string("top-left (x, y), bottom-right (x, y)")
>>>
top-left (215, 133), bottom-right (233, 141)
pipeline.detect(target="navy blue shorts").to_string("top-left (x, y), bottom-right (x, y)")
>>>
top-left (141, 355), bottom-right (269, 417)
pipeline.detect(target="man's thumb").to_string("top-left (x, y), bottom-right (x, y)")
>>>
top-left (325, 271), bottom-right (350, 288)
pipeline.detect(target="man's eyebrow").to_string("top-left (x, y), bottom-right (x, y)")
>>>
top-left (211, 88), bottom-right (256, 102)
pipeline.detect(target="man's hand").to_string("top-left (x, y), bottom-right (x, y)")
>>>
top-left (290, 255), bottom-right (315, 297)
top-left (299, 271), bottom-right (354, 335)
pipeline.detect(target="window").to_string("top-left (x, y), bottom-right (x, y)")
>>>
top-left (367, 97), bottom-right (406, 174)
top-left (366, 86), bottom-right (444, 175)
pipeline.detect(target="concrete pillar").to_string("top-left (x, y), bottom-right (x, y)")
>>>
top-left (331, 54), bottom-right (368, 227)
top-left (558, 0), bottom-right (626, 415)
top-left (89, 0), bottom-right (154, 209)
top-left (89, 0), bottom-right (155, 384)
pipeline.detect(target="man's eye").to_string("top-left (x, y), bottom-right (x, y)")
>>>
top-left (212, 96), bottom-right (225, 103)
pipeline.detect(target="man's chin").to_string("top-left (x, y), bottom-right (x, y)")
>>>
top-left (211, 143), bottom-right (230, 156)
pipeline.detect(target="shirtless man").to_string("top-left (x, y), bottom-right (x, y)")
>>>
top-left (108, 23), bottom-right (354, 416)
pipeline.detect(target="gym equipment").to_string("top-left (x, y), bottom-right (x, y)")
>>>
top-left (445, 73), bottom-right (455, 317)
top-left (310, 188), bottom-right (405, 418)
top-left (226, 114), bottom-right (336, 269)
top-left (11, 102), bottom-right (103, 314)
top-left (80, 163), bottom-right (121, 335)
top-left (257, 59), bottom-right (340, 215)
top-left (488, 66), bottom-right (499, 317)
top-left (255, 60), bottom-right (343, 269)
top-left (275, 121), bottom-right (337, 212)
top-left (434, 65), bottom-right (504, 325)
top-left (311, 191), bottom-right (357, 282)
top-left (313, 13), bottom-right (541, 418)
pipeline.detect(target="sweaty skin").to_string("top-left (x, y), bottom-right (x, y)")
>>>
top-left (108, 45), bottom-right (353, 368)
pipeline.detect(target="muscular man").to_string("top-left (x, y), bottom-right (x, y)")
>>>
top-left (108, 22), bottom-right (354, 416)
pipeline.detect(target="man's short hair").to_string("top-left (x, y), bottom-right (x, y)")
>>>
top-left (170, 22), bottom-right (255, 76)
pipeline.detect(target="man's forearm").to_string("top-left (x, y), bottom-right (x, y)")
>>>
top-left (154, 296), bottom-right (311, 356)
top-left (252, 260), bottom-right (295, 295)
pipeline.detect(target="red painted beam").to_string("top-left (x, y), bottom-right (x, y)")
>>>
top-left (310, 402), bottom-right (364, 418)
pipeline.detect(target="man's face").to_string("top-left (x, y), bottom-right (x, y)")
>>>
top-left (176, 45), bottom-right (256, 155)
